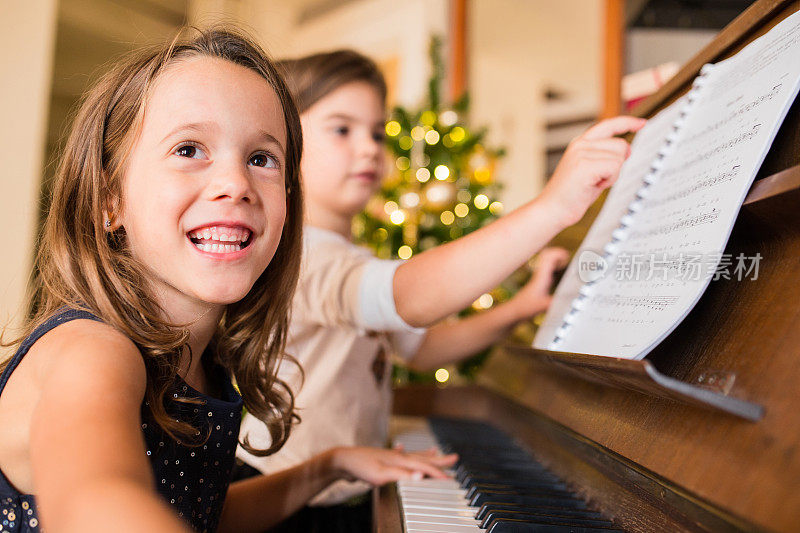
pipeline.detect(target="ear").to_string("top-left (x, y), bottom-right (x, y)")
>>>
top-left (102, 178), bottom-right (122, 232)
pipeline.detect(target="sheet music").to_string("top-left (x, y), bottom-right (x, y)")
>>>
top-left (534, 10), bottom-right (800, 359)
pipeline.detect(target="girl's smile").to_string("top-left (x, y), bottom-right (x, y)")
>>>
top-left (187, 222), bottom-right (255, 261)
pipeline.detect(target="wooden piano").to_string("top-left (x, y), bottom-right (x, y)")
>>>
top-left (375, 0), bottom-right (800, 531)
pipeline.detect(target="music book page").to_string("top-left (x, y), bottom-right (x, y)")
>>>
top-left (534, 10), bottom-right (800, 359)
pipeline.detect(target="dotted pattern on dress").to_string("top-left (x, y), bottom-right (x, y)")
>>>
top-left (141, 377), bottom-right (243, 533)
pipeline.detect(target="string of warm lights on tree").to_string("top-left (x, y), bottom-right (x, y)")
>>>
top-left (353, 37), bottom-right (531, 383)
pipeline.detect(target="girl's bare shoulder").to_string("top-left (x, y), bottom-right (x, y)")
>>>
top-left (27, 317), bottom-right (147, 398)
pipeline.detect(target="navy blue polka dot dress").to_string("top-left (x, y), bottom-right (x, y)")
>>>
top-left (0, 309), bottom-right (243, 532)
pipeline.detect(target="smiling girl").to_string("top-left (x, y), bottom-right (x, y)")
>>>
top-left (0, 30), bottom-right (453, 533)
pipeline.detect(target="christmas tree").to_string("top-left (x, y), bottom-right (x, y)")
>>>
top-left (353, 37), bottom-right (529, 383)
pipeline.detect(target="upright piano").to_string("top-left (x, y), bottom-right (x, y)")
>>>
top-left (375, 1), bottom-right (800, 531)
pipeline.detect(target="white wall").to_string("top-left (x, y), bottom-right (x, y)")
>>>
top-left (627, 28), bottom-right (716, 73)
top-left (287, 0), bottom-right (448, 107)
top-left (188, 0), bottom-right (299, 60)
top-left (470, 0), bottom-right (602, 209)
top-left (0, 1), bottom-right (58, 344)
top-left (188, 0), bottom-right (448, 107)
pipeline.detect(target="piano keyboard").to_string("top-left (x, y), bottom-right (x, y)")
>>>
top-left (393, 417), bottom-right (622, 532)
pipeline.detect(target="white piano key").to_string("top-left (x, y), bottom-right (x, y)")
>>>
top-left (402, 502), bottom-right (474, 512)
top-left (400, 492), bottom-right (467, 500)
top-left (395, 423), bottom-right (480, 532)
top-left (399, 479), bottom-right (461, 488)
top-left (399, 484), bottom-right (464, 493)
top-left (406, 522), bottom-right (479, 533)
top-left (404, 509), bottom-right (477, 519)
top-left (405, 513), bottom-right (480, 525)
top-left (401, 491), bottom-right (468, 499)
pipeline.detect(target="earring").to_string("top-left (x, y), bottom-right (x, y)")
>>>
top-left (105, 219), bottom-right (112, 228)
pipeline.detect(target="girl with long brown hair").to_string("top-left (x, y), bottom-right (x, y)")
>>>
top-left (0, 29), bottom-right (453, 533)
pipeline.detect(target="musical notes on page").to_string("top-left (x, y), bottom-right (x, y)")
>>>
top-left (534, 9), bottom-right (800, 359)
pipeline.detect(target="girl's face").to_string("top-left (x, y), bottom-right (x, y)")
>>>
top-left (300, 81), bottom-right (386, 221)
top-left (118, 56), bottom-right (288, 310)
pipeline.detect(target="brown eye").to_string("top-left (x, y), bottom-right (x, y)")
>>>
top-left (176, 145), bottom-right (197, 158)
top-left (249, 152), bottom-right (278, 169)
top-left (175, 143), bottom-right (206, 159)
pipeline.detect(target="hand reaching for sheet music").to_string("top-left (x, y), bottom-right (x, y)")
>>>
top-left (541, 116), bottom-right (647, 227)
top-left (330, 445), bottom-right (458, 486)
top-left (507, 247), bottom-right (570, 319)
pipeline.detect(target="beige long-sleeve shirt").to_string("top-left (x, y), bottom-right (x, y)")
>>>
top-left (237, 226), bottom-right (426, 505)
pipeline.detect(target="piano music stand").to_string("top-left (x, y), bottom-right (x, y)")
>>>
top-left (506, 163), bottom-right (800, 423)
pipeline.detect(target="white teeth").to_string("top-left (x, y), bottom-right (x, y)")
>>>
top-left (190, 226), bottom-right (250, 249)
top-left (192, 240), bottom-right (244, 253)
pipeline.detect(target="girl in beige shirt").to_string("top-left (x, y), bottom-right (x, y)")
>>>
top-left (238, 50), bottom-right (643, 531)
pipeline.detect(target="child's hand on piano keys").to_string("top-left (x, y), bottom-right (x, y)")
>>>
top-left (540, 116), bottom-right (646, 228)
top-left (507, 247), bottom-right (569, 318)
top-left (329, 446), bottom-right (458, 486)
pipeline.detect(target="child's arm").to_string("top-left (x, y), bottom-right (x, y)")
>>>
top-left (407, 247), bottom-right (568, 371)
top-left (218, 447), bottom-right (456, 533)
top-left (29, 321), bottom-right (191, 533)
top-left (394, 116), bottom-right (645, 328)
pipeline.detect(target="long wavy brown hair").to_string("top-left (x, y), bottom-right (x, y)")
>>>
top-left (0, 28), bottom-right (303, 457)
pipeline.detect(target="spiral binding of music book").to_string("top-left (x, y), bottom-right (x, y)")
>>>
top-left (547, 64), bottom-right (716, 351)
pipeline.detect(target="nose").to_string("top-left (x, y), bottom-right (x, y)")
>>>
top-left (358, 131), bottom-right (383, 161)
top-left (206, 159), bottom-right (254, 204)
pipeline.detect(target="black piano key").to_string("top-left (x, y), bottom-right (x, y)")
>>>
top-left (426, 417), bottom-right (620, 531)
top-left (470, 492), bottom-right (589, 509)
top-left (476, 503), bottom-right (605, 522)
top-left (457, 459), bottom-right (555, 472)
top-left (486, 518), bottom-right (623, 532)
top-left (457, 466), bottom-right (562, 484)
top-left (462, 476), bottom-right (570, 492)
top-left (480, 510), bottom-right (616, 529)
top-left (466, 483), bottom-right (574, 500)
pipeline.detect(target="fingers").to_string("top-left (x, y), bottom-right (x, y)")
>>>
top-left (574, 157), bottom-right (625, 187)
top-left (375, 466), bottom-right (425, 485)
top-left (392, 453), bottom-right (457, 479)
top-left (574, 137), bottom-right (631, 159)
top-left (535, 247), bottom-right (569, 270)
top-left (425, 453), bottom-right (459, 468)
top-left (407, 446), bottom-right (440, 458)
top-left (581, 116), bottom-right (646, 141)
